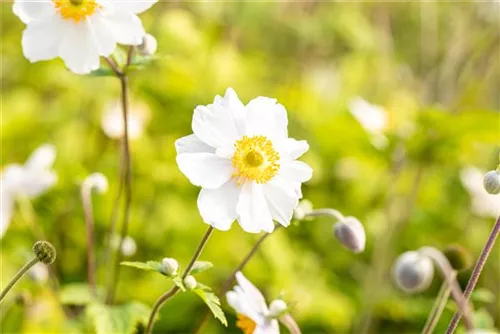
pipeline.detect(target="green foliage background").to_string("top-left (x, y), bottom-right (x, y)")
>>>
top-left (1, 1), bottom-right (499, 333)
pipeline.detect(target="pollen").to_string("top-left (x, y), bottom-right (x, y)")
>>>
top-left (232, 135), bottom-right (279, 185)
top-left (236, 314), bottom-right (257, 334)
top-left (53, 0), bottom-right (100, 22)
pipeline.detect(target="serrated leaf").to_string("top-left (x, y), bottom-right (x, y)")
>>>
top-left (59, 283), bottom-right (104, 305)
top-left (121, 261), bottom-right (163, 274)
top-left (172, 276), bottom-right (186, 292)
top-left (88, 68), bottom-right (115, 77)
top-left (190, 261), bottom-right (213, 275)
top-left (86, 302), bottom-right (151, 334)
top-left (193, 288), bottom-right (227, 326)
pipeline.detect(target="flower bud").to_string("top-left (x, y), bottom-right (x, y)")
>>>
top-left (293, 199), bottom-right (313, 220)
top-left (32, 241), bottom-right (56, 264)
top-left (443, 245), bottom-right (472, 272)
top-left (393, 251), bottom-right (434, 293)
top-left (183, 275), bottom-right (197, 290)
top-left (138, 34), bottom-right (157, 56)
top-left (483, 170), bottom-right (500, 194)
top-left (333, 217), bottom-right (366, 253)
top-left (269, 299), bottom-right (288, 318)
top-left (83, 172), bottom-right (108, 193)
top-left (161, 258), bottom-right (179, 276)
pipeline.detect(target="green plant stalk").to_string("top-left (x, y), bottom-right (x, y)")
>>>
top-left (145, 226), bottom-right (215, 334)
top-left (81, 185), bottom-right (97, 296)
top-left (421, 272), bottom-right (455, 334)
top-left (0, 258), bottom-right (39, 303)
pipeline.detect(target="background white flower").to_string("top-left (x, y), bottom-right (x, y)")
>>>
top-left (348, 97), bottom-right (389, 149)
top-left (226, 272), bottom-right (280, 334)
top-left (460, 167), bottom-right (500, 218)
top-left (175, 88), bottom-right (312, 234)
top-left (29, 262), bottom-right (49, 283)
top-left (111, 234), bottom-right (137, 257)
top-left (101, 100), bottom-right (150, 140)
top-left (13, 0), bottom-right (157, 74)
top-left (1, 144), bottom-right (57, 238)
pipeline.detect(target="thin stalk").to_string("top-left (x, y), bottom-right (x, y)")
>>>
top-left (446, 215), bottom-right (500, 334)
top-left (279, 314), bottom-right (302, 334)
top-left (421, 272), bottom-right (456, 334)
top-left (145, 226), bottom-right (215, 334)
top-left (0, 258), bottom-right (39, 303)
top-left (419, 247), bottom-right (473, 331)
top-left (81, 185), bottom-right (97, 296)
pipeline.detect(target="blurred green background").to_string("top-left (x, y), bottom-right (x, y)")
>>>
top-left (1, 1), bottom-right (499, 333)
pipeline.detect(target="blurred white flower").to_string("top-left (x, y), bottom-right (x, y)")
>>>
top-left (82, 172), bottom-right (108, 193)
top-left (175, 88), bottom-right (312, 234)
top-left (137, 33), bottom-right (158, 56)
top-left (461, 167), bottom-right (500, 218)
top-left (13, 0), bottom-right (157, 74)
top-left (349, 97), bottom-right (389, 149)
top-left (293, 199), bottom-right (313, 220)
top-left (226, 272), bottom-right (280, 334)
top-left (101, 100), bottom-right (150, 140)
top-left (1, 144), bottom-right (57, 238)
top-left (28, 262), bottom-right (49, 283)
top-left (111, 235), bottom-right (137, 257)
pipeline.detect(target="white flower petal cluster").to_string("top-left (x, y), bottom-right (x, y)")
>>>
top-left (349, 97), bottom-right (388, 149)
top-left (461, 167), bottom-right (500, 218)
top-left (226, 272), bottom-right (280, 334)
top-left (175, 88), bottom-right (312, 234)
top-left (13, 0), bottom-right (157, 74)
top-left (101, 100), bottom-right (149, 140)
top-left (1, 144), bottom-right (57, 238)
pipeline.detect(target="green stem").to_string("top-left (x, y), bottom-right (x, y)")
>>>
top-left (0, 258), bottom-right (39, 303)
top-left (421, 272), bottom-right (455, 334)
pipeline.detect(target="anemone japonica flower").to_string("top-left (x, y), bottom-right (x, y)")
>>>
top-left (175, 88), bottom-right (312, 234)
top-left (101, 100), bottom-right (149, 140)
top-left (348, 97), bottom-right (388, 149)
top-left (1, 144), bottom-right (57, 238)
top-left (226, 272), bottom-right (280, 334)
top-left (13, 0), bottom-right (157, 74)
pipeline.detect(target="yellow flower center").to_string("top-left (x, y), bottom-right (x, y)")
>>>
top-left (232, 135), bottom-right (279, 185)
top-left (53, 0), bottom-right (100, 22)
top-left (236, 314), bottom-right (257, 334)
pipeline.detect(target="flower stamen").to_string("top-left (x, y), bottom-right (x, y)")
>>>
top-left (236, 314), bottom-right (257, 334)
top-left (53, 0), bottom-right (100, 22)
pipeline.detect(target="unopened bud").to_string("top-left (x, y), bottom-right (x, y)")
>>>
top-left (161, 258), bottom-right (179, 276)
top-left (15, 291), bottom-right (32, 306)
top-left (293, 199), bottom-right (313, 220)
top-left (32, 241), bottom-right (56, 264)
top-left (269, 299), bottom-right (288, 318)
top-left (183, 275), bottom-right (197, 290)
top-left (443, 245), bottom-right (472, 272)
top-left (393, 251), bottom-right (434, 293)
top-left (483, 170), bottom-right (500, 194)
top-left (333, 217), bottom-right (366, 253)
top-left (138, 34), bottom-right (157, 56)
top-left (83, 173), bottom-right (108, 193)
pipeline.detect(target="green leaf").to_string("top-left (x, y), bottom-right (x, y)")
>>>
top-left (192, 287), bottom-right (227, 326)
top-left (88, 68), bottom-right (115, 77)
top-left (172, 276), bottom-right (186, 292)
top-left (59, 283), bottom-right (104, 306)
top-left (86, 302), bottom-right (151, 334)
top-left (190, 261), bottom-right (213, 275)
top-left (121, 261), bottom-right (163, 274)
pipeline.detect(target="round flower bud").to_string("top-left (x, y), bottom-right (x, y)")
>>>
top-left (333, 217), bottom-right (366, 253)
top-left (443, 245), bottom-right (472, 272)
top-left (32, 241), bottom-right (56, 264)
top-left (483, 170), bottom-right (500, 194)
top-left (161, 258), bottom-right (179, 276)
top-left (138, 34), bottom-right (158, 56)
top-left (269, 299), bottom-right (288, 318)
top-left (393, 251), bottom-right (434, 293)
top-left (183, 275), bottom-right (197, 290)
top-left (293, 199), bottom-right (313, 220)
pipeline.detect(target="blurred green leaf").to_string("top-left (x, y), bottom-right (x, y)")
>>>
top-left (471, 288), bottom-right (496, 304)
top-left (59, 283), bottom-right (104, 305)
top-left (88, 68), bottom-right (115, 77)
top-left (190, 261), bottom-right (213, 275)
top-left (121, 261), bottom-right (163, 274)
top-left (86, 302), bottom-right (151, 334)
top-left (192, 287), bottom-right (227, 326)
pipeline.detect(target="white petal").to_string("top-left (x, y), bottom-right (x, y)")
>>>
top-left (192, 105), bottom-right (240, 149)
top-left (235, 272), bottom-right (269, 315)
top-left (94, 10), bottom-right (145, 46)
top-left (263, 183), bottom-right (298, 227)
top-left (280, 161), bottom-right (313, 183)
top-left (0, 190), bottom-right (13, 239)
top-left (221, 88), bottom-right (246, 134)
top-left (244, 97), bottom-right (288, 140)
top-left (21, 16), bottom-right (65, 62)
top-left (87, 15), bottom-right (117, 56)
top-left (175, 134), bottom-right (214, 155)
top-left (197, 180), bottom-right (239, 231)
top-left (13, 0), bottom-right (53, 24)
top-left (277, 138), bottom-right (309, 160)
top-left (23, 170), bottom-right (58, 198)
top-left (25, 144), bottom-right (56, 170)
top-left (226, 291), bottom-right (243, 313)
top-left (59, 22), bottom-right (100, 74)
top-left (236, 183), bottom-right (274, 233)
top-left (255, 319), bottom-right (280, 334)
top-left (115, 0), bottom-right (157, 14)
top-left (176, 153), bottom-right (232, 189)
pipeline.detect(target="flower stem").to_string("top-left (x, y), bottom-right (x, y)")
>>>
top-left (446, 215), bottom-right (500, 334)
top-left (279, 314), bottom-right (302, 334)
top-left (81, 185), bottom-right (97, 296)
top-left (145, 226), bottom-right (215, 334)
top-left (0, 258), bottom-right (39, 304)
top-left (421, 272), bottom-right (455, 334)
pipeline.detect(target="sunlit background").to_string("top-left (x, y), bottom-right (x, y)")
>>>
top-left (1, 1), bottom-right (499, 333)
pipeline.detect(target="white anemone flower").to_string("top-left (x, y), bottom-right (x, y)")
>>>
top-left (101, 100), bottom-right (149, 140)
top-left (226, 272), bottom-right (280, 334)
top-left (175, 88), bottom-right (312, 234)
top-left (111, 234), bottom-right (137, 256)
top-left (13, 0), bottom-right (157, 74)
top-left (461, 167), bottom-right (500, 218)
top-left (349, 97), bottom-right (388, 149)
top-left (1, 144), bottom-right (57, 238)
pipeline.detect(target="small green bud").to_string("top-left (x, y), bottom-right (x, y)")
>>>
top-left (32, 241), bottom-right (56, 264)
top-left (183, 275), bottom-right (197, 290)
top-left (443, 245), bottom-right (472, 272)
top-left (483, 170), bottom-right (500, 194)
top-left (161, 258), bottom-right (179, 276)
top-left (393, 251), bottom-right (434, 293)
top-left (269, 299), bottom-right (288, 318)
